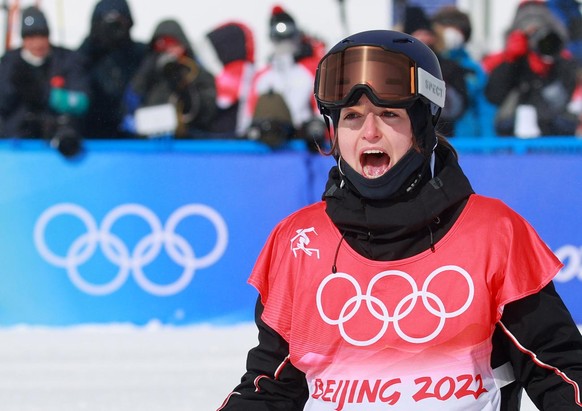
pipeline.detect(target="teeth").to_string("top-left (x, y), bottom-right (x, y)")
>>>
top-left (364, 150), bottom-right (384, 154)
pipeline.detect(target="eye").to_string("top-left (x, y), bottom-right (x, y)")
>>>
top-left (381, 109), bottom-right (399, 118)
top-left (342, 110), bottom-right (361, 120)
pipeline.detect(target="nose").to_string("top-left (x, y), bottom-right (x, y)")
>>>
top-left (361, 112), bottom-right (381, 142)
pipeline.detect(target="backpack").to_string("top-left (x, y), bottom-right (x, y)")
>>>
top-left (247, 91), bottom-right (295, 148)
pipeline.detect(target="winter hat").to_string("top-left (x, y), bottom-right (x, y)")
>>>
top-left (432, 6), bottom-right (472, 42)
top-left (269, 5), bottom-right (299, 42)
top-left (21, 6), bottom-right (49, 38)
top-left (403, 6), bottom-right (433, 36)
top-left (91, 0), bottom-right (134, 28)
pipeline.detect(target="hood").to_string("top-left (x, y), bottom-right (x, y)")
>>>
top-left (511, 1), bottom-right (568, 41)
top-left (91, 0), bottom-right (133, 27)
top-left (151, 19), bottom-right (194, 58)
top-left (206, 21), bottom-right (255, 65)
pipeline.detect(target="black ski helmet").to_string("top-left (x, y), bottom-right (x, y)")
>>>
top-left (314, 30), bottom-right (446, 153)
top-left (315, 30), bottom-right (445, 120)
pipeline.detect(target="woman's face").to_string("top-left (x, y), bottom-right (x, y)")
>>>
top-left (337, 94), bottom-right (414, 179)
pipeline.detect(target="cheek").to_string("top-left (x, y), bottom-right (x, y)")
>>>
top-left (336, 131), bottom-right (360, 169)
top-left (29, 41), bottom-right (49, 56)
top-left (394, 127), bottom-right (415, 154)
top-left (337, 134), bottom-right (348, 156)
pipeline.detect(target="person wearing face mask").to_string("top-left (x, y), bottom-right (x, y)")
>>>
top-left (217, 30), bottom-right (582, 411)
top-left (0, 6), bottom-right (89, 156)
top-left (243, 5), bottom-right (325, 147)
top-left (77, 0), bottom-right (147, 138)
top-left (401, 5), bottom-right (469, 138)
top-left (431, 6), bottom-right (497, 138)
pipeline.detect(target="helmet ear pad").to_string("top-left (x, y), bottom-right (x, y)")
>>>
top-left (407, 99), bottom-right (437, 155)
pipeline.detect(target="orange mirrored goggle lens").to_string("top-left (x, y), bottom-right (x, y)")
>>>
top-left (315, 46), bottom-right (416, 106)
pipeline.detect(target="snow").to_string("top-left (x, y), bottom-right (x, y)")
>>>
top-left (0, 322), bottom-right (552, 410)
top-left (0, 323), bottom-right (257, 411)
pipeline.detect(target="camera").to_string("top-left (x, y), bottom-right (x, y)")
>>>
top-left (297, 117), bottom-right (328, 152)
top-left (49, 115), bottom-right (84, 159)
top-left (247, 119), bottom-right (294, 148)
top-left (530, 27), bottom-right (564, 57)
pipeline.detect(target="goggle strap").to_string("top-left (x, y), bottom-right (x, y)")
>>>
top-left (322, 111), bottom-right (334, 141)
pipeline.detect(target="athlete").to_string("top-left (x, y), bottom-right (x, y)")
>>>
top-left (218, 30), bottom-right (582, 410)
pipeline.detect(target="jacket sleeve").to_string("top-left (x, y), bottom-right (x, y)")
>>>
top-left (484, 59), bottom-right (523, 106)
top-left (217, 297), bottom-right (308, 411)
top-left (496, 282), bottom-right (582, 410)
top-left (182, 66), bottom-right (217, 131)
top-left (0, 53), bottom-right (19, 117)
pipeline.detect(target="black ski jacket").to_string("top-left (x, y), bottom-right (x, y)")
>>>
top-left (219, 145), bottom-right (582, 410)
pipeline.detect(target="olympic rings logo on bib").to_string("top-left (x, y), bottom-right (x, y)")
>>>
top-left (34, 203), bottom-right (228, 296)
top-left (316, 266), bottom-right (474, 346)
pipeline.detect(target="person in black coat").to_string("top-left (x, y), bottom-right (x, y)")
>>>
top-left (401, 5), bottom-right (469, 138)
top-left (77, 0), bottom-right (147, 138)
top-left (122, 19), bottom-right (217, 138)
top-left (0, 6), bottom-right (89, 153)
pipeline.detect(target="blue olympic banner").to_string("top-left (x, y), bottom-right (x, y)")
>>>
top-left (458, 153), bottom-right (582, 321)
top-left (0, 142), bottom-right (309, 326)
top-left (0, 140), bottom-right (581, 326)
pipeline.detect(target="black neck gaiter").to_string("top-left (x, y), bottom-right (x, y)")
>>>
top-left (338, 148), bottom-right (426, 201)
top-left (324, 145), bottom-right (474, 243)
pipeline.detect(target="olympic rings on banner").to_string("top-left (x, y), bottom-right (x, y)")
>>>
top-left (554, 245), bottom-right (582, 282)
top-left (34, 203), bottom-right (228, 296)
top-left (316, 266), bottom-right (474, 346)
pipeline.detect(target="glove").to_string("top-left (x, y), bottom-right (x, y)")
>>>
top-left (504, 30), bottom-right (529, 62)
top-left (120, 113), bottom-right (137, 134)
top-left (527, 52), bottom-right (552, 77)
top-left (49, 87), bottom-right (89, 116)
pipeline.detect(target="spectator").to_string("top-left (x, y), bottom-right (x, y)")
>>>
top-left (431, 6), bottom-right (497, 138)
top-left (401, 5), bottom-right (469, 137)
top-left (547, 0), bottom-right (582, 66)
top-left (244, 5), bottom-right (325, 148)
top-left (198, 21), bottom-right (256, 137)
top-left (122, 19), bottom-right (217, 139)
top-left (483, 0), bottom-right (578, 137)
top-left (77, 0), bottom-right (147, 138)
top-left (0, 6), bottom-right (89, 156)
top-left (294, 30), bottom-right (327, 78)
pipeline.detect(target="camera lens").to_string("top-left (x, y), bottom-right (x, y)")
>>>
top-left (536, 31), bottom-right (563, 57)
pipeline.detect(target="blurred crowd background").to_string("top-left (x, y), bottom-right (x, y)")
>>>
top-left (0, 0), bottom-right (581, 159)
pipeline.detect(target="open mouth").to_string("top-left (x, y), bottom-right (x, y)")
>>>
top-left (361, 150), bottom-right (390, 178)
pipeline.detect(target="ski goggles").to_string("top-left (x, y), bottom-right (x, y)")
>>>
top-left (314, 45), bottom-right (446, 110)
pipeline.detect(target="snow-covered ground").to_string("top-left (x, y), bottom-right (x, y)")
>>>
top-left (0, 323), bottom-right (549, 410)
top-left (0, 323), bottom-right (256, 411)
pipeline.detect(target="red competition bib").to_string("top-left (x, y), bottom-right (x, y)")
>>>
top-left (249, 195), bottom-right (562, 410)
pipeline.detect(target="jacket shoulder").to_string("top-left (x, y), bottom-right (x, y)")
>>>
top-left (277, 202), bottom-right (326, 227)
